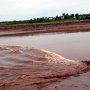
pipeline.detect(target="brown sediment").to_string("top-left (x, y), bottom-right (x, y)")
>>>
top-left (0, 46), bottom-right (90, 90)
top-left (0, 21), bottom-right (90, 36)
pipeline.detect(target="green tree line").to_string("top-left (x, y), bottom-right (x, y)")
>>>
top-left (0, 13), bottom-right (90, 24)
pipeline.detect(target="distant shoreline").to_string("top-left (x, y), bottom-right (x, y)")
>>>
top-left (0, 20), bottom-right (90, 36)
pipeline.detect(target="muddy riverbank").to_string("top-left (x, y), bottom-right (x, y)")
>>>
top-left (0, 21), bottom-right (90, 36)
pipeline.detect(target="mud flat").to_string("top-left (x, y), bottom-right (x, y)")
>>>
top-left (0, 46), bottom-right (90, 90)
top-left (0, 21), bottom-right (90, 36)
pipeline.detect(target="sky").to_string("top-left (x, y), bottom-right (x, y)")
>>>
top-left (0, 0), bottom-right (90, 21)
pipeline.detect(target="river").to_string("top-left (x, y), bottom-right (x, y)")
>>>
top-left (0, 31), bottom-right (90, 60)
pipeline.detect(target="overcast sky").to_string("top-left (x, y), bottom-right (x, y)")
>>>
top-left (0, 0), bottom-right (90, 21)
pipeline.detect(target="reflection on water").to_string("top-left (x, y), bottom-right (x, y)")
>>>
top-left (0, 32), bottom-right (90, 60)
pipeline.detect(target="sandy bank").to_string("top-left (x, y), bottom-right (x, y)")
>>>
top-left (0, 21), bottom-right (90, 36)
top-left (0, 46), bottom-right (90, 90)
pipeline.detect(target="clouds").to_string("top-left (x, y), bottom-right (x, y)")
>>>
top-left (0, 0), bottom-right (90, 21)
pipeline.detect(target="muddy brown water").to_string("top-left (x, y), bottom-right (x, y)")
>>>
top-left (0, 32), bottom-right (90, 90)
top-left (0, 31), bottom-right (90, 61)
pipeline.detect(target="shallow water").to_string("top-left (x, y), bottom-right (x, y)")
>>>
top-left (56, 71), bottom-right (90, 90)
top-left (0, 32), bottom-right (90, 60)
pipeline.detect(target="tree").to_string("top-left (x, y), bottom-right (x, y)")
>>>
top-left (75, 13), bottom-right (79, 19)
top-left (71, 14), bottom-right (74, 18)
top-left (65, 13), bottom-right (70, 19)
top-left (55, 15), bottom-right (59, 20)
top-left (62, 13), bottom-right (70, 19)
top-left (62, 13), bottom-right (66, 19)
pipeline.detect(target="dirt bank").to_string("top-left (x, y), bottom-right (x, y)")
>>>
top-left (0, 21), bottom-right (90, 36)
top-left (0, 46), bottom-right (90, 90)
